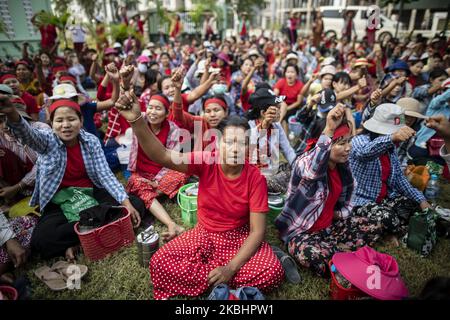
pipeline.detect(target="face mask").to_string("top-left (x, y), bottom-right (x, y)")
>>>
top-left (137, 63), bottom-right (148, 73)
top-left (212, 83), bottom-right (227, 95)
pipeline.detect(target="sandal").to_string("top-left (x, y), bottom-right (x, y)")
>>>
top-left (50, 261), bottom-right (88, 280)
top-left (272, 246), bottom-right (302, 284)
top-left (33, 266), bottom-right (68, 291)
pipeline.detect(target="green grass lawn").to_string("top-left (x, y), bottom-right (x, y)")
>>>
top-left (20, 175), bottom-right (450, 300)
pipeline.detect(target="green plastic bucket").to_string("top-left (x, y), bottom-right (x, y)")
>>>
top-left (267, 194), bottom-right (285, 222)
top-left (177, 183), bottom-right (198, 226)
top-left (268, 204), bottom-right (284, 222)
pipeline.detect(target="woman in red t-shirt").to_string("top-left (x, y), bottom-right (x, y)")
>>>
top-left (127, 94), bottom-right (189, 241)
top-left (115, 73), bottom-right (284, 300)
top-left (168, 68), bottom-right (228, 152)
top-left (1, 98), bottom-right (145, 261)
top-left (273, 64), bottom-right (304, 132)
top-left (159, 70), bottom-right (216, 112)
top-left (275, 106), bottom-right (383, 276)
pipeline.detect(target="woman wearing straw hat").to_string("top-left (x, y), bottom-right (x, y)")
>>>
top-left (350, 103), bottom-right (431, 237)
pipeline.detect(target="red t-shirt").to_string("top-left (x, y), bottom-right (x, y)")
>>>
top-left (136, 120), bottom-right (170, 177)
top-left (40, 24), bottom-right (57, 49)
top-left (21, 91), bottom-right (39, 115)
top-left (97, 79), bottom-right (113, 101)
top-left (187, 152), bottom-right (269, 232)
top-left (181, 93), bottom-right (190, 112)
top-left (60, 143), bottom-right (93, 189)
top-left (376, 154), bottom-right (391, 203)
top-left (309, 166), bottom-right (342, 233)
top-left (240, 89), bottom-right (253, 111)
top-left (274, 78), bottom-right (304, 105)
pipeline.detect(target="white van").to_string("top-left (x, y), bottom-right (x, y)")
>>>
top-left (319, 6), bottom-right (404, 41)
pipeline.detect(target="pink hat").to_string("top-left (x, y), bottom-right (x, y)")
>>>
top-left (332, 246), bottom-right (409, 300)
top-left (136, 55), bottom-right (151, 64)
top-left (104, 47), bottom-right (118, 55)
top-left (217, 52), bottom-right (230, 64)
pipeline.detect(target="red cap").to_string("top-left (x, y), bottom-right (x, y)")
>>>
top-left (48, 99), bottom-right (81, 115)
top-left (15, 60), bottom-right (30, 67)
top-left (52, 66), bottom-right (68, 74)
top-left (204, 97), bottom-right (227, 110)
top-left (149, 95), bottom-right (170, 110)
top-left (10, 97), bottom-right (26, 105)
top-left (0, 74), bottom-right (17, 83)
top-left (54, 57), bottom-right (67, 65)
top-left (60, 75), bottom-right (77, 84)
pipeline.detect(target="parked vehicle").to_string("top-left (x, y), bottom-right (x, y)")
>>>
top-left (319, 6), bottom-right (403, 42)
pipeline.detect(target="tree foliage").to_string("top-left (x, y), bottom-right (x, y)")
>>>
top-left (234, 0), bottom-right (264, 13)
top-left (52, 0), bottom-right (72, 16)
top-left (108, 22), bottom-right (143, 43)
top-left (190, 0), bottom-right (220, 27)
top-left (34, 11), bottom-right (71, 47)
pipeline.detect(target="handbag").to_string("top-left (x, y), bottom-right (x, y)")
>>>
top-left (402, 208), bottom-right (439, 257)
top-left (405, 165), bottom-right (430, 192)
top-left (427, 137), bottom-right (444, 157)
top-left (51, 187), bottom-right (99, 223)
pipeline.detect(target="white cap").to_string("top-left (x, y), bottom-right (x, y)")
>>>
top-left (286, 53), bottom-right (299, 62)
top-left (319, 65), bottom-right (336, 77)
top-left (146, 42), bottom-right (155, 48)
top-left (113, 42), bottom-right (122, 48)
top-left (247, 49), bottom-right (260, 57)
top-left (322, 57), bottom-right (336, 66)
top-left (141, 49), bottom-right (152, 57)
top-left (49, 84), bottom-right (79, 100)
top-left (363, 103), bottom-right (406, 135)
top-left (95, 14), bottom-right (104, 22)
top-left (420, 52), bottom-right (429, 60)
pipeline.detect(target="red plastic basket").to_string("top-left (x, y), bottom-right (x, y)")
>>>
top-left (0, 286), bottom-right (18, 300)
top-left (74, 206), bottom-right (134, 261)
top-left (328, 260), bottom-right (368, 300)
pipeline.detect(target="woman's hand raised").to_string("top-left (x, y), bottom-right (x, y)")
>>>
top-left (115, 89), bottom-right (142, 123)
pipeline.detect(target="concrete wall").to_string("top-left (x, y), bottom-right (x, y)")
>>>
top-left (0, 0), bottom-right (52, 60)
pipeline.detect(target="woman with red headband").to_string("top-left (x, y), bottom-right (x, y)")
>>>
top-left (169, 68), bottom-right (228, 152)
top-left (126, 93), bottom-right (188, 241)
top-left (1, 74), bottom-right (39, 121)
top-left (0, 94), bottom-right (146, 261)
top-left (275, 105), bottom-right (383, 277)
top-left (114, 83), bottom-right (284, 300)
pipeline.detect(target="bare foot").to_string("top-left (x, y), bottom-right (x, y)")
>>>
top-left (161, 223), bottom-right (185, 242)
top-left (65, 246), bottom-right (79, 262)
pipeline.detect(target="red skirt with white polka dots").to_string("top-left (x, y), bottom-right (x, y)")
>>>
top-left (149, 224), bottom-right (285, 300)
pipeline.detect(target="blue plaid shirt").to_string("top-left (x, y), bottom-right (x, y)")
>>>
top-left (8, 117), bottom-right (128, 210)
top-left (349, 134), bottom-right (425, 207)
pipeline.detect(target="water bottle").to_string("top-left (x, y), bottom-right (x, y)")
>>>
top-left (424, 174), bottom-right (440, 201)
top-left (288, 131), bottom-right (295, 142)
